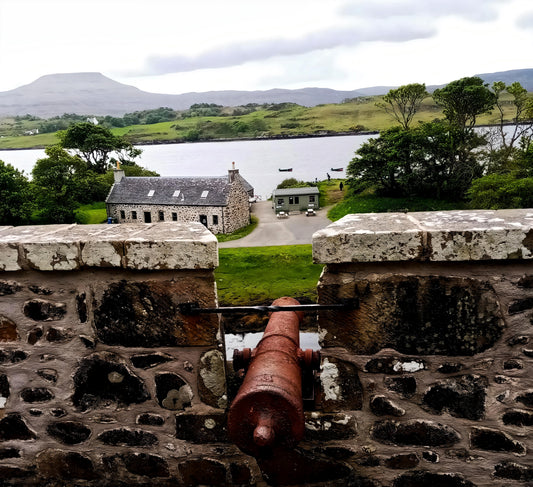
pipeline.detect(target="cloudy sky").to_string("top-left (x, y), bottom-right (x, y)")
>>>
top-left (1, 0), bottom-right (532, 94)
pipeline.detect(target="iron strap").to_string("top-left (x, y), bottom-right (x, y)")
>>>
top-left (179, 299), bottom-right (358, 315)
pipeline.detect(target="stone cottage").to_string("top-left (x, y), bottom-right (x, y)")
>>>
top-left (106, 167), bottom-right (252, 234)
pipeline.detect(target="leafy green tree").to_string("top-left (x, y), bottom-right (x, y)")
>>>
top-left (432, 77), bottom-right (497, 133)
top-left (32, 146), bottom-right (108, 223)
top-left (347, 123), bottom-right (486, 199)
top-left (58, 122), bottom-right (141, 174)
top-left (0, 161), bottom-right (34, 225)
top-left (376, 83), bottom-right (428, 129)
top-left (484, 81), bottom-right (533, 172)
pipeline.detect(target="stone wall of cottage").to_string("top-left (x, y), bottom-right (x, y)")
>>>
top-left (2, 209), bottom-right (533, 486)
top-left (106, 171), bottom-right (250, 235)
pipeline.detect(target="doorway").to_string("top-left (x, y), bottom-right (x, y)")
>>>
top-left (144, 211), bottom-right (152, 223)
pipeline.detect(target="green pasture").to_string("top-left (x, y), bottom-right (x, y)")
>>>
top-left (215, 245), bottom-right (323, 306)
top-left (74, 202), bottom-right (107, 224)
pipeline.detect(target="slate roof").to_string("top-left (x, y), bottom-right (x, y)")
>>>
top-left (106, 176), bottom-right (232, 206)
top-left (272, 187), bottom-right (320, 197)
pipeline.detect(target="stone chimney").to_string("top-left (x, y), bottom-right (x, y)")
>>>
top-left (228, 161), bottom-right (239, 183)
top-left (113, 160), bottom-right (125, 183)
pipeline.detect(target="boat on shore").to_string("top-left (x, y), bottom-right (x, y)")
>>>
top-left (279, 168), bottom-right (293, 172)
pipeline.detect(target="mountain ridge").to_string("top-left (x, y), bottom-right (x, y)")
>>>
top-left (1, 69), bottom-right (532, 118)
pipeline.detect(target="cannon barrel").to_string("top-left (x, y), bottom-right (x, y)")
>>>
top-left (228, 297), bottom-right (319, 456)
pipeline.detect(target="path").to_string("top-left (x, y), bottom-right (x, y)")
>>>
top-left (218, 200), bottom-right (332, 248)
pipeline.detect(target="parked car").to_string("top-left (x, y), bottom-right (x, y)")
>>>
top-left (277, 211), bottom-right (289, 219)
top-left (306, 208), bottom-right (316, 217)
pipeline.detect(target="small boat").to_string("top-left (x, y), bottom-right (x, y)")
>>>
top-left (279, 168), bottom-right (293, 172)
top-left (330, 167), bottom-right (343, 172)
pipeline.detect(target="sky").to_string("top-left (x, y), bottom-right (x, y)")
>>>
top-left (0, 0), bottom-right (532, 95)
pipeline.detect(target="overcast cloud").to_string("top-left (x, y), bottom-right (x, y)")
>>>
top-left (0, 0), bottom-right (532, 94)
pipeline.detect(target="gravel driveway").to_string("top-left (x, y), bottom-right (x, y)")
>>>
top-left (218, 200), bottom-right (332, 248)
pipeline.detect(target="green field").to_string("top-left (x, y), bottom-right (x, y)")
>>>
top-left (215, 245), bottom-right (323, 306)
top-left (0, 92), bottom-right (524, 150)
top-left (74, 202), bottom-right (108, 224)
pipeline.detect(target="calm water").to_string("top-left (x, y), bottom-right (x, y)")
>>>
top-left (0, 134), bottom-right (373, 199)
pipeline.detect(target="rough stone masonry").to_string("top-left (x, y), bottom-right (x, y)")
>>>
top-left (0, 209), bottom-right (533, 486)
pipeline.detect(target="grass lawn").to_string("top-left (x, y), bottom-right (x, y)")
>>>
top-left (216, 215), bottom-right (258, 242)
top-left (74, 202), bottom-right (108, 224)
top-left (328, 189), bottom-right (467, 221)
top-left (215, 245), bottom-right (323, 306)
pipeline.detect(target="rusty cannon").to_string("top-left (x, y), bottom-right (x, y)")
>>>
top-left (228, 297), bottom-right (320, 456)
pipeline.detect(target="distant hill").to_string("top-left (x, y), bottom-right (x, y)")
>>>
top-left (0, 69), bottom-right (532, 118)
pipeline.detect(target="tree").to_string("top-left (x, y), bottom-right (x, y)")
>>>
top-left (376, 83), bottom-right (428, 129)
top-left (58, 122), bottom-right (141, 174)
top-left (32, 146), bottom-right (108, 223)
top-left (484, 81), bottom-right (533, 172)
top-left (347, 123), bottom-right (486, 200)
top-left (0, 161), bottom-right (34, 225)
top-left (432, 77), bottom-right (497, 133)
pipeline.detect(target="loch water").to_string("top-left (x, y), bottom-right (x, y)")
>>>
top-left (1, 134), bottom-right (374, 199)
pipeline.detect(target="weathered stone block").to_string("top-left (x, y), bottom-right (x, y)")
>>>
top-left (470, 426), bottom-right (525, 455)
top-left (319, 275), bottom-right (503, 355)
top-left (393, 471), bottom-right (475, 487)
top-left (372, 419), bottom-right (460, 447)
top-left (422, 375), bottom-right (487, 420)
top-left (516, 390), bottom-right (533, 408)
top-left (502, 409), bottom-right (533, 426)
top-left (494, 461), bottom-right (533, 481)
top-left (36, 449), bottom-right (97, 480)
top-left (131, 352), bottom-right (173, 369)
top-left (370, 395), bottom-right (405, 417)
top-left (46, 421), bottom-right (91, 444)
top-left (20, 387), bottom-right (54, 403)
top-left (137, 413), bottom-right (165, 426)
top-left (305, 412), bottom-right (357, 441)
top-left (0, 349), bottom-right (27, 364)
top-left (97, 428), bottom-right (158, 447)
top-left (72, 352), bottom-right (150, 411)
top-left (0, 280), bottom-right (22, 295)
top-left (385, 376), bottom-right (417, 398)
top-left (175, 412), bottom-right (228, 443)
top-left (23, 299), bottom-right (66, 321)
top-left (155, 372), bottom-right (193, 410)
top-left (319, 356), bottom-right (363, 411)
top-left (365, 357), bottom-right (426, 374)
top-left (93, 279), bottom-right (219, 347)
top-left (384, 453), bottom-right (419, 469)
top-left (178, 458), bottom-right (227, 487)
top-left (37, 368), bottom-right (58, 383)
top-left (0, 315), bottom-right (17, 341)
top-left (0, 413), bottom-right (36, 441)
top-left (104, 453), bottom-right (170, 478)
top-left (198, 349), bottom-right (227, 408)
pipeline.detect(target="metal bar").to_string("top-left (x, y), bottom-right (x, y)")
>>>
top-left (179, 299), bottom-right (358, 315)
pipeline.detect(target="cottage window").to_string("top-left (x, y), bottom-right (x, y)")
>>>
top-left (120, 210), bottom-right (125, 219)
top-left (213, 215), bottom-right (219, 225)
top-left (172, 212), bottom-right (178, 221)
top-left (131, 211), bottom-right (137, 219)
top-left (172, 190), bottom-right (180, 197)
top-left (147, 190), bottom-right (155, 197)
top-left (277, 198), bottom-right (284, 205)
top-left (159, 211), bottom-right (164, 221)
top-left (309, 195), bottom-right (315, 203)
top-left (289, 197), bottom-right (294, 205)
top-left (295, 196), bottom-right (299, 204)
top-left (201, 190), bottom-right (209, 198)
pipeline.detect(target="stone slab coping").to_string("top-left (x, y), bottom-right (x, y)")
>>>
top-left (312, 209), bottom-right (533, 264)
top-left (0, 223), bottom-right (218, 272)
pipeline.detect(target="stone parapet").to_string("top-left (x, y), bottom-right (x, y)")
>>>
top-left (313, 209), bottom-right (533, 263)
top-left (311, 209), bottom-right (533, 486)
top-left (0, 223), bottom-right (218, 271)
